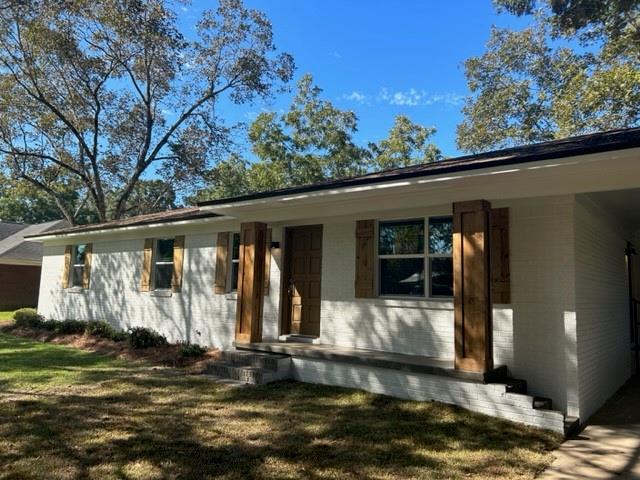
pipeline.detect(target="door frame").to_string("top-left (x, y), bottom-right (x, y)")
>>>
top-left (279, 224), bottom-right (323, 337)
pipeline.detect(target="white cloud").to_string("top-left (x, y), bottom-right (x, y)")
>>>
top-left (378, 88), bottom-right (464, 107)
top-left (341, 91), bottom-right (367, 103)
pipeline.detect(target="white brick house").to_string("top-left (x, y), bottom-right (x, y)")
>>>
top-left (30, 128), bottom-right (640, 434)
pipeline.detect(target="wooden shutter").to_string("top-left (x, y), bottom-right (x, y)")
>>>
top-left (214, 232), bottom-right (230, 294)
top-left (355, 220), bottom-right (375, 298)
top-left (172, 235), bottom-right (185, 293)
top-left (490, 208), bottom-right (510, 304)
top-left (140, 238), bottom-right (153, 292)
top-left (81, 243), bottom-right (93, 289)
top-left (62, 245), bottom-right (72, 289)
top-left (264, 228), bottom-right (272, 295)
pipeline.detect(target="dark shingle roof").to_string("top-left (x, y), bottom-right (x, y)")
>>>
top-left (29, 207), bottom-right (220, 238)
top-left (197, 126), bottom-right (640, 207)
top-left (0, 222), bottom-right (28, 241)
top-left (0, 220), bottom-right (67, 263)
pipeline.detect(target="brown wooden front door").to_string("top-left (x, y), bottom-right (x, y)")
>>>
top-left (284, 225), bottom-right (323, 337)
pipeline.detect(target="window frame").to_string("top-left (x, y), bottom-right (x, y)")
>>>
top-left (70, 244), bottom-right (87, 288)
top-left (228, 232), bottom-right (241, 292)
top-left (376, 216), bottom-right (453, 299)
top-left (151, 237), bottom-right (174, 291)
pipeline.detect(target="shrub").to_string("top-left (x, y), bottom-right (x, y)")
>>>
top-left (128, 327), bottom-right (167, 349)
top-left (13, 308), bottom-right (45, 328)
top-left (111, 331), bottom-right (129, 342)
top-left (178, 342), bottom-right (208, 358)
top-left (54, 319), bottom-right (87, 334)
top-left (86, 320), bottom-right (116, 339)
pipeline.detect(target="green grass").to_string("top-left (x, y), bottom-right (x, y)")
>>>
top-left (0, 311), bottom-right (14, 323)
top-left (0, 333), bottom-right (562, 479)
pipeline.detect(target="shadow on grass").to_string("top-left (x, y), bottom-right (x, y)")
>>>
top-left (0, 334), bottom-right (561, 480)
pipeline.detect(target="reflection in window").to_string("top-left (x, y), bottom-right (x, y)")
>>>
top-left (230, 233), bottom-right (240, 291)
top-left (71, 244), bottom-right (86, 287)
top-left (378, 217), bottom-right (453, 298)
top-left (153, 238), bottom-right (174, 290)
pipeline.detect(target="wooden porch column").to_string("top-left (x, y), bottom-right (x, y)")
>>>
top-left (453, 200), bottom-right (493, 373)
top-left (235, 222), bottom-right (267, 344)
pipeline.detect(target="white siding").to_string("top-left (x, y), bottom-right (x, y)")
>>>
top-left (38, 230), bottom-right (282, 349)
top-left (574, 195), bottom-right (631, 420)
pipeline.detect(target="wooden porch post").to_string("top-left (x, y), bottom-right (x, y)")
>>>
top-left (453, 200), bottom-right (493, 373)
top-left (235, 222), bottom-right (267, 344)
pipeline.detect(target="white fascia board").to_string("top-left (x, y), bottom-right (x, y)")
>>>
top-left (198, 148), bottom-right (640, 221)
top-left (30, 215), bottom-right (237, 244)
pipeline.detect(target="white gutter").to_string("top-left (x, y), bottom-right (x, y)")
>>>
top-left (28, 214), bottom-right (236, 241)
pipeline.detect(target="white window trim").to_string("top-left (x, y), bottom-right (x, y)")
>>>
top-left (70, 244), bottom-right (86, 288)
top-left (151, 238), bottom-right (174, 291)
top-left (375, 216), bottom-right (453, 300)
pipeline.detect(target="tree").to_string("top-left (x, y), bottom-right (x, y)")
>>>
top-left (0, 0), bottom-right (294, 224)
top-left (192, 75), bottom-right (441, 201)
top-left (0, 172), bottom-right (94, 223)
top-left (457, 0), bottom-right (640, 152)
top-left (370, 115), bottom-right (441, 170)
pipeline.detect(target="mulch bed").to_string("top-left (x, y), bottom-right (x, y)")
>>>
top-left (0, 322), bottom-right (220, 373)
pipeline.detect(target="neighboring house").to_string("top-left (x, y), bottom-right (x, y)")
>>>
top-left (0, 220), bottom-right (67, 310)
top-left (28, 127), bottom-right (640, 434)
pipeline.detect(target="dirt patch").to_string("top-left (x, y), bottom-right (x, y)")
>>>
top-left (0, 322), bottom-right (220, 372)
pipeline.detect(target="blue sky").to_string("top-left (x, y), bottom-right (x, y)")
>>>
top-left (182, 1), bottom-right (532, 158)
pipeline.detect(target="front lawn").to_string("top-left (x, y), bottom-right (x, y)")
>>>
top-left (0, 333), bottom-right (561, 479)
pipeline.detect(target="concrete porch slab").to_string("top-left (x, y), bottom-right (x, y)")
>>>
top-left (235, 341), bottom-right (506, 383)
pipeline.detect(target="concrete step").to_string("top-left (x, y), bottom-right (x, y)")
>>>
top-left (533, 396), bottom-right (553, 410)
top-left (206, 362), bottom-right (274, 384)
top-left (220, 350), bottom-right (290, 371)
top-left (505, 378), bottom-right (528, 394)
top-left (563, 416), bottom-right (581, 437)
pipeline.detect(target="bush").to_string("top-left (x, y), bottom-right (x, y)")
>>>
top-left (111, 331), bottom-right (129, 342)
top-left (86, 320), bottom-right (117, 339)
top-left (178, 342), bottom-right (208, 358)
top-left (54, 319), bottom-right (87, 334)
top-left (13, 308), bottom-right (45, 329)
top-left (128, 327), bottom-right (167, 349)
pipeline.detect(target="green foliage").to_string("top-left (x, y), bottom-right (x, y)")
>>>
top-left (0, 0), bottom-right (294, 223)
top-left (128, 327), bottom-right (167, 349)
top-left (178, 342), bottom-right (208, 358)
top-left (53, 319), bottom-right (87, 335)
top-left (85, 320), bottom-right (119, 340)
top-left (458, 0), bottom-right (640, 152)
top-left (13, 308), bottom-right (44, 328)
top-left (192, 75), bottom-right (441, 201)
top-left (369, 115), bottom-right (441, 170)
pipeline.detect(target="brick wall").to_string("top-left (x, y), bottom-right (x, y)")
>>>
top-left (574, 195), bottom-right (631, 421)
top-left (0, 264), bottom-right (41, 310)
top-left (38, 230), bottom-right (283, 349)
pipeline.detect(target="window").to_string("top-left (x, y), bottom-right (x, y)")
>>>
top-left (71, 244), bottom-right (87, 287)
top-left (230, 232), bottom-right (240, 291)
top-left (377, 216), bottom-right (453, 298)
top-left (153, 238), bottom-right (174, 290)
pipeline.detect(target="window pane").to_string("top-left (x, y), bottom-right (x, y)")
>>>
top-left (74, 244), bottom-right (86, 265)
top-left (72, 266), bottom-right (84, 287)
top-left (155, 264), bottom-right (173, 290)
top-left (379, 220), bottom-right (424, 255)
top-left (379, 258), bottom-right (424, 296)
top-left (156, 239), bottom-right (174, 262)
top-left (232, 233), bottom-right (240, 261)
top-left (428, 217), bottom-right (453, 254)
top-left (430, 257), bottom-right (453, 297)
top-left (231, 262), bottom-right (239, 291)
